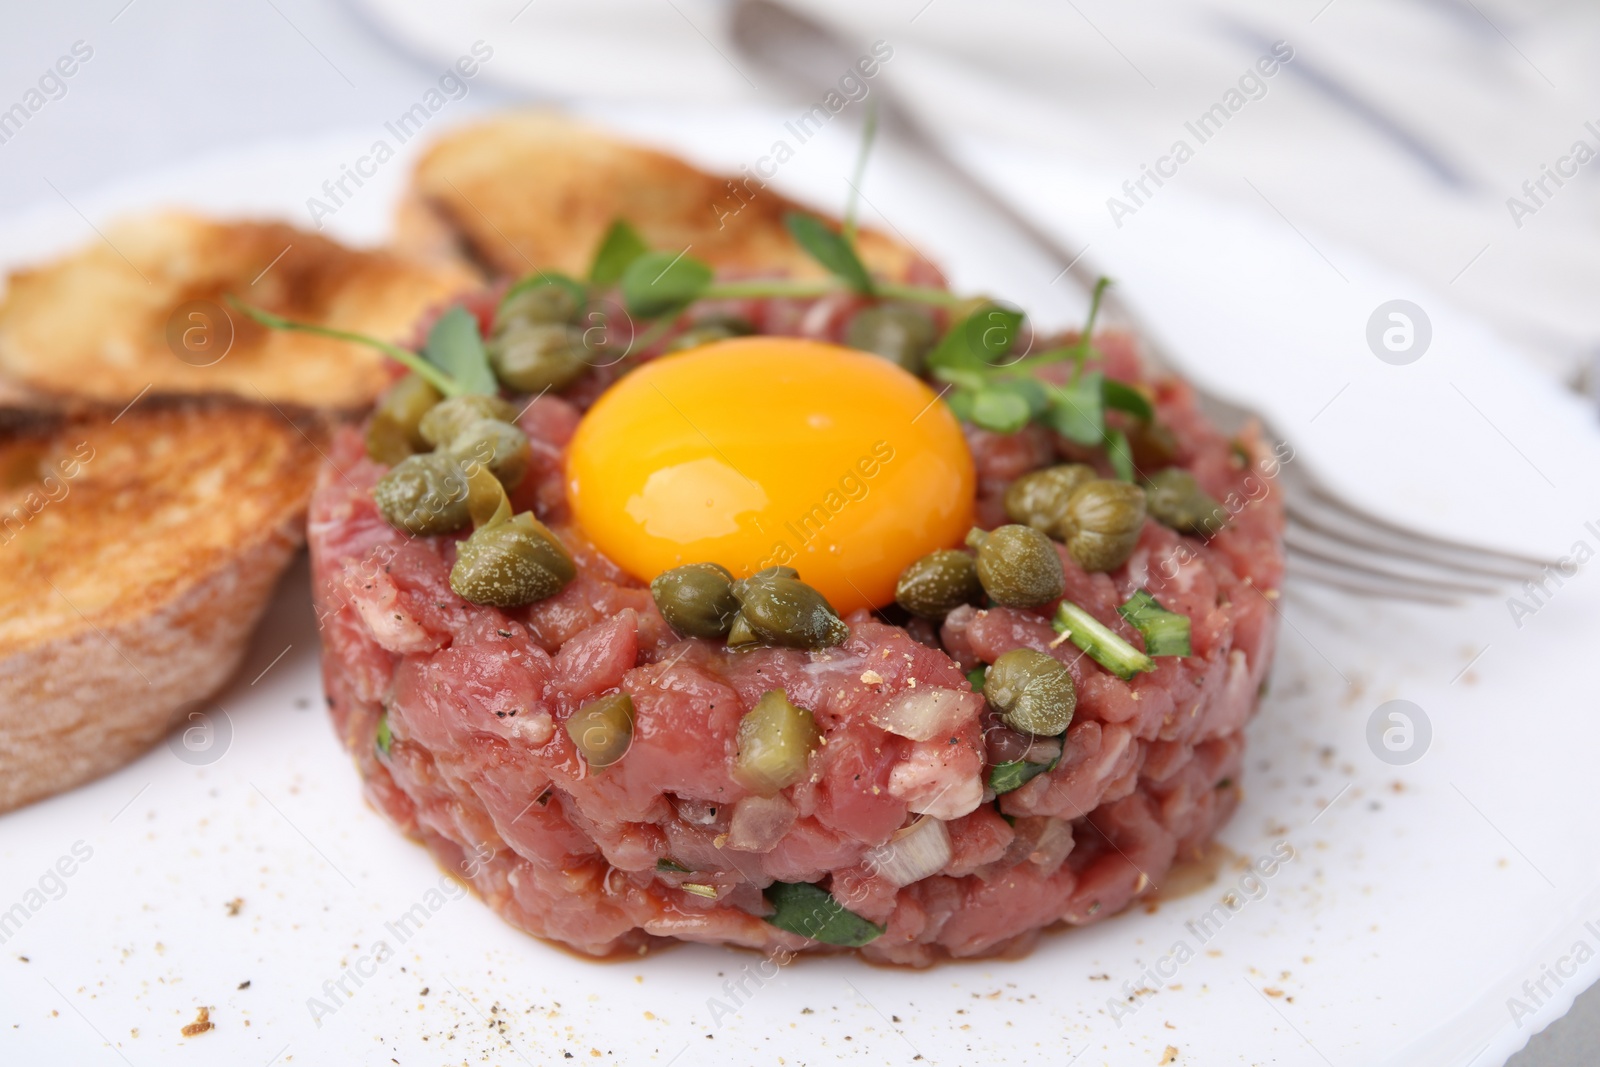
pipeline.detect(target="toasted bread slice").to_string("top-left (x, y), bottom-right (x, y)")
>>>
top-left (396, 111), bottom-right (923, 282)
top-left (0, 214), bottom-right (476, 409)
top-left (0, 400), bottom-right (323, 812)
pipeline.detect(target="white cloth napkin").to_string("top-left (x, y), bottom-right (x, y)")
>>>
top-left (353, 0), bottom-right (1600, 385)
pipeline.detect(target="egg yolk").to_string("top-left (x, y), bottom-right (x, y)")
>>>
top-left (566, 337), bottom-right (975, 614)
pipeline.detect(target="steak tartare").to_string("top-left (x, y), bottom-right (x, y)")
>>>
top-left (306, 279), bottom-right (1285, 965)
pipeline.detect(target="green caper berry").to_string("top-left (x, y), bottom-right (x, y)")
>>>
top-left (373, 453), bottom-right (471, 536)
top-left (498, 281), bottom-right (581, 327)
top-left (1059, 479), bottom-right (1147, 572)
top-left (651, 562), bottom-right (740, 638)
top-left (566, 692), bottom-right (634, 769)
top-left (970, 525), bottom-right (1065, 609)
top-left (365, 373), bottom-right (443, 464)
top-left (489, 321), bottom-right (590, 394)
top-left (449, 513), bottom-right (576, 607)
top-left (1144, 469), bottom-right (1228, 537)
top-left (447, 418), bottom-right (533, 489)
top-left (894, 550), bottom-right (982, 620)
top-left (984, 648), bottom-right (1076, 736)
top-left (418, 394), bottom-right (517, 449)
top-left (665, 316), bottom-right (753, 353)
top-left (734, 690), bottom-right (820, 794)
top-left (1003, 464), bottom-right (1096, 534)
top-left (730, 572), bottom-right (849, 650)
top-left (845, 304), bottom-right (936, 373)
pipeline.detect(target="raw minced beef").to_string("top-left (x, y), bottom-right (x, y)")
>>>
top-left (309, 308), bottom-right (1284, 965)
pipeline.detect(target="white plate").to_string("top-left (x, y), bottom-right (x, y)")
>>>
top-left (2, 106), bottom-right (1599, 1067)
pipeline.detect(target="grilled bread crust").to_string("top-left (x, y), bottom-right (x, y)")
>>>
top-left (0, 400), bottom-right (324, 812)
top-left (395, 111), bottom-right (924, 283)
top-left (0, 213), bottom-right (476, 409)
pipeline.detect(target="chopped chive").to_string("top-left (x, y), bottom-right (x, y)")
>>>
top-left (1118, 590), bottom-right (1192, 657)
top-left (989, 757), bottom-right (1055, 795)
top-left (763, 881), bottom-right (884, 946)
top-left (374, 713), bottom-right (392, 757)
top-left (1052, 600), bottom-right (1154, 681)
top-left (656, 858), bottom-right (691, 874)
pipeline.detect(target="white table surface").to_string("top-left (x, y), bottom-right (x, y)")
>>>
top-left (0, 2), bottom-right (1592, 1064)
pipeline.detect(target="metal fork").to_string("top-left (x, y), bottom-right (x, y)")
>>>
top-left (729, 0), bottom-right (1554, 604)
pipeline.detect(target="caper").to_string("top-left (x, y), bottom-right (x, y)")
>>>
top-left (373, 453), bottom-right (471, 536)
top-left (449, 513), bottom-right (576, 607)
top-left (652, 562), bottom-right (740, 638)
top-left (446, 418), bottom-right (533, 489)
top-left (417, 394), bottom-right (517, 449)
top-left (895, 550), bottom-right (982, 620)
top-left (489, 321), bottom-right (590, 394)
top-left (734, 690), bottom-right (821, 794)
top-left (1144, 469), bottom-right (1228, 537)
top-left (983, 648), bottom-right (1076, 736)
top-left (729, 571), bottom-right (849, 650)
top-left (1059, 479), bottom-right (1146, 572)
top-left (498, 280), bottom-right (581, 327)
top-left (365, 373), bottom-right (443, 464)
top-left (968, 525), bottom-right (1065, 609)
top-left (1003, 464), bottom-right (1096, 534)
top-left (665, 316), bottom-right (753, 353)
top-left (566, 692), bottom-right (634, 769)
top-left (845, 304), bottom-right (936, 373)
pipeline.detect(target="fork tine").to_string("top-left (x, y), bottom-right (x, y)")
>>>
top-left (1283, 530), bottom-right (1502, 598)
top-left (1299, 484), bottom-right (1556, 574)
top-left (1285, 500), bottom-right (1545, 584)
top-left (1284, 559), bottom-right (1463, 607)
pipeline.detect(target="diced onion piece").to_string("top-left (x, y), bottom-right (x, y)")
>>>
top-left (727, 794), bottom-right (797, 852)
top-left (868, 686), bottom-right (983, 741)
top-left (863, 818), bottom-right (953, 887)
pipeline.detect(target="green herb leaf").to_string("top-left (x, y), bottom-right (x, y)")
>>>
top-left (422, 306), bottom-right (497, 395)
top-left (946, 387), bottom-right (978, 423)
top-left (375, 713), bottom-right (392, 757)
top-left (971, 387), bottom-right (1032, 434)
top-left (621, 250), bottom-right (714, 318)
top-left (1101, 378), bottom-right (1153, 422)
top-left (764, 881), bottom-right (884, 947)
top-left (784, 212), bottom-right (874, 294)
top-left (655, 858), bottom-right (691, 874)
top-left (965, 666), bottom-right (987, 692)
top-left (1046, 371), bottom-right (1104, 446)
top-left (989, 758), bottom-right (1054, 795)
top-left (928, 304), bottom-right (1024, 373)
top-left (1052, 600), bottom-right (1154, 681)
top-left (1118, 590), bottom-right (1192, 657)
top-left (589, 220), bottom-right (650, 287)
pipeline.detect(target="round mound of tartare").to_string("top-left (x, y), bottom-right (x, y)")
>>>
top-left (301, 234), bottom-right (1284, 965)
